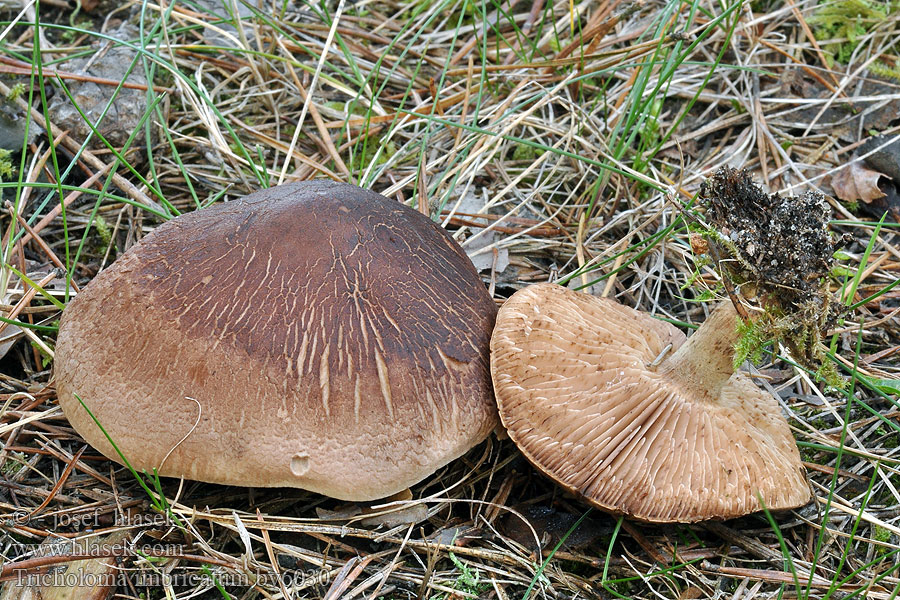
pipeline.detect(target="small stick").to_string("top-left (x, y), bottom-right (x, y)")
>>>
top-left (12, 164), bottom-right (113, 251)
top-left (8, 204), bottom-right (80, 293)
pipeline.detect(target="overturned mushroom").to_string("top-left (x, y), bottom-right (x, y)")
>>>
top-left (55, 181), bottom-right (498, 501)
top-left (490, 168), bottom-right (846, 522)
top-left (490, 283), bottom-right (811, 522)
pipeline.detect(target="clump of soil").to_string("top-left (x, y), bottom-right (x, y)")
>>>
top-left (699, 167), bottom-right (845, 373)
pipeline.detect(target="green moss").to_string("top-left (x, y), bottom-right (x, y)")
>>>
top-left (831, 264), bottom-right (856, 278)
top-left (350, 139), bottom-right (396, 173)
top-left (693, 289), bottom-right (717, 302)
top-left (810, 0), bottom-right (897, 65)
top-left (93, 214), bottom-right (112, 248)
top-left (324, 100), bottom-right (370, 118)
top-left (446, 553), bottom-right (489, 597)
top-left (681, 253), bottom-right (713, 291)
top-left (734, 315), bottom-right (768, 368)
top-left (1, 452), bottom-right (24, 475)
top-left (814, 361), bottom-right (844, 390)
top-left (512, 143), bottom-right (543, 162)
top-left (31, 340), bottom-right (53, 368)
top-left (873, 525), bottom-right (893, 553)
top-left (6, 83), bottom-right (25, 102)
top-left (0, 148), bottom-right (14, 182)
top-left (869, 59), bottom-right (900, 82)
top-left (607, 579), bottom-right (633, 596)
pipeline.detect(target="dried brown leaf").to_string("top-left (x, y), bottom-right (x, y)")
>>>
top-left (831, 162), bottom-right (888, 203)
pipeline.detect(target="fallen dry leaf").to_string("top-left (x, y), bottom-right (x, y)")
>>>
top-left (831, 161), bottom-right (888, 203)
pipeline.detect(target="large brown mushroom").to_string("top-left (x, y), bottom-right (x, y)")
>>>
top-left (490, 283), bottom-right (811, 522)
top-left (55, 181), bottom-right (498, 501)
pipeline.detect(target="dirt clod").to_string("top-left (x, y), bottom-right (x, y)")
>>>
top-left (699, 167), bottom-right (845, 370)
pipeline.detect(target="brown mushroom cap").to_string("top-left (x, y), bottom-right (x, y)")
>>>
top-left (55, 181), bottom-right (498, 501)
top-left (490, 283), bottom-right (810, 522)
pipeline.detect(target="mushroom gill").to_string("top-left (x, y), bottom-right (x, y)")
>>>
top-left (490, 283), bottom-right (810, 523)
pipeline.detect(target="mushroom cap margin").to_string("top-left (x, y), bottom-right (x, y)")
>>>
top-left (55, 181), bottom-right (499, 500)
top-left (490, 283), bottom-right (810, 522)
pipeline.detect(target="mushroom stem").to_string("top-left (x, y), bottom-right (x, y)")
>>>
top-left (658, 301), bottom-right (745, 400)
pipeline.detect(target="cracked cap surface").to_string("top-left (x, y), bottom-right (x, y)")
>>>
top-left (55, 181), bottom-right (498, 500)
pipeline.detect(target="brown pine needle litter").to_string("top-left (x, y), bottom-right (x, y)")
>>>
top-left (1, 0), bottom-right (899, 598)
